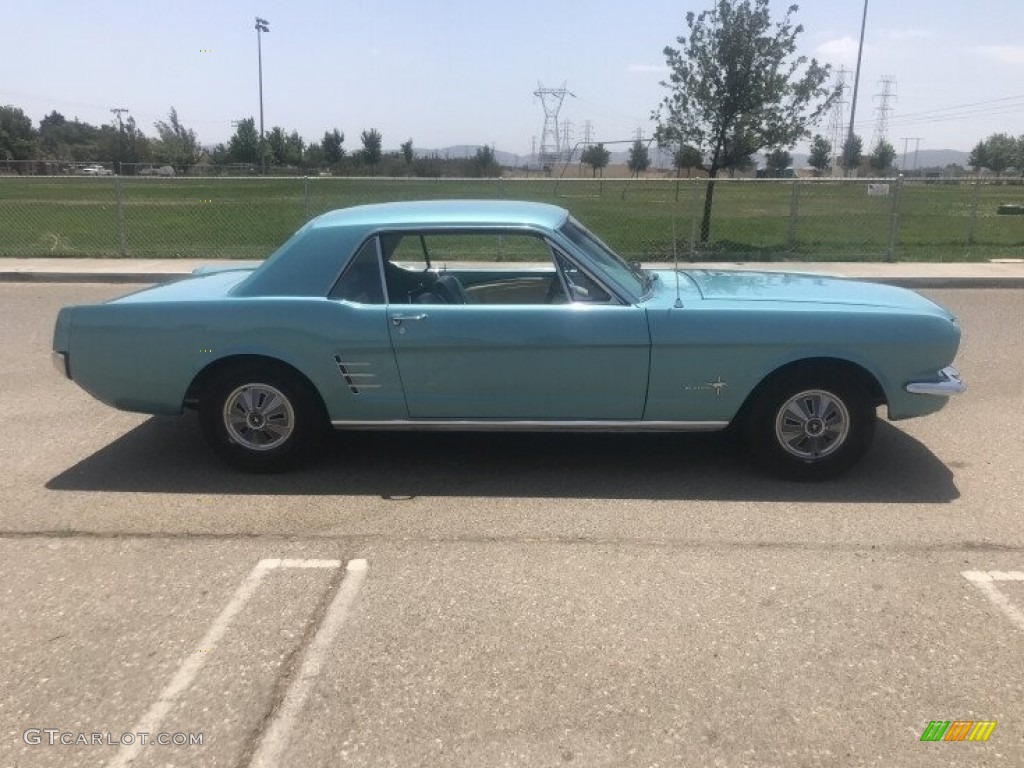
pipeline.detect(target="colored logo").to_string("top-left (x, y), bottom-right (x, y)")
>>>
top-left (920, 720), bottom-right (996, 742)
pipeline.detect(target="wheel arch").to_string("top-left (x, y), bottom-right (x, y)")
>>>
top-left (184, 354), bottom-right (328, 418)
top-left (734, 356), bottom-right (885, 427)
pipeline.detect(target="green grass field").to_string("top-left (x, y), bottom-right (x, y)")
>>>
top-left (1, 175), bottom-right (1021, 261)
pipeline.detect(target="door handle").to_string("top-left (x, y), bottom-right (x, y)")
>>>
top-left (391, 313), bottom-right (428, 326)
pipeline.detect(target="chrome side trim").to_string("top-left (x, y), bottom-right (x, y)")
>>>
top-left (330, 419), bottom-right (729, 432)
top-left (333, 357), bottom-right (382, 394)
top-left (52, 351), bottom-right (70, 379)
top-left (905, 365), bottom-right (966, 396)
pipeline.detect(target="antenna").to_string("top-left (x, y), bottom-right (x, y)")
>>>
top-left (672, 217), bottom-right (683, 309)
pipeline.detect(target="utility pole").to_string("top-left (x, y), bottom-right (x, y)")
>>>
top-left (255, 17), bottom-right (270, 174)
top-left (110, 107), bottom-right (128, 174)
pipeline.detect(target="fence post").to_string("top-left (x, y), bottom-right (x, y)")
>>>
top-left (967, 181), bottom-right (980, 246)
top-left (787, 179), bottom-right (800, 250)
top-left (886, 174), bottom-right (903, 262)
top-left (303, 177), bottom-right (310, 220)
top-left (688, 180), bottom-right (699, 261)
top-left (115, 176), bottom-right (127, 257)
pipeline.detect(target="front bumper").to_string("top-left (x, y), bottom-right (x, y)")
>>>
top-left (905, 365), bottom-right (965, 396)
top-left (52, 351), bottom-right (70, 379)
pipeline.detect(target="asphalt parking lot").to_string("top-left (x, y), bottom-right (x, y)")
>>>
top-left (1, 283), bottom-right (1022, 767)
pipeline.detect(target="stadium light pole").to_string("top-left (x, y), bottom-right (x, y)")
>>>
top-left (845, 0), bottom-right (868, 177)
top-left (255, 17), bottom-right (269, 174)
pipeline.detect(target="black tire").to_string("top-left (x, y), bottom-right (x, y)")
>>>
top-left (744, 368), bottom-right (876, 480)
top-left (199, 364), bottom-right (325, 473)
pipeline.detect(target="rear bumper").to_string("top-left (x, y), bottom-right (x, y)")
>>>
top-left (905, 365), bottom-right (965, 396)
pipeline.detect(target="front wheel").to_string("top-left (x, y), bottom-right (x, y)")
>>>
top-left (200, 365), bottom-right (324, 472)
top-left (744, 370), bottom-right (876, 480)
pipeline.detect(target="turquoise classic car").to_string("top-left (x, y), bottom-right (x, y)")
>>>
top-left (52, 200), bottom-right (965, 479)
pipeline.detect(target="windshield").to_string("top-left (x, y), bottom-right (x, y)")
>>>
top-left (559, 217), bottom-right (648, 299)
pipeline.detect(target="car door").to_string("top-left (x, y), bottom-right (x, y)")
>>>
top-left (384, 231), bottom-right (650, 420)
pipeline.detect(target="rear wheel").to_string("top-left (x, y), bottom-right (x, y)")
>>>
top-left (200, 365), bottom-right (324, 472)
top-left (744, 368), bottom-right (876, 480)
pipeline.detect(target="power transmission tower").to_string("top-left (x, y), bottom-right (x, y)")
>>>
top-left (533, 82), bottom-right (575, 163)
top-left (825, 67), bottom-right (849, 171)
top-left (582, 120), bottom-right (594, 147)
top-left (561, 120), bottom-right (574, 153)
top-left (871, 76), bottom-right (897, 149)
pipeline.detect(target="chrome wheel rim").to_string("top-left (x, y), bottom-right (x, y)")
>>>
top-left (223, 383), bottom-right (295, 451)
top-left (774, 389), bottom-right (850, 461)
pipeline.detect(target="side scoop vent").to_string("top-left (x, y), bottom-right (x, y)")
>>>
top-left (333, 357), bottom-right (381, 395)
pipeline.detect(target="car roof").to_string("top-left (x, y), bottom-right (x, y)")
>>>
top-left (308, 200), bottom-right (570, 231)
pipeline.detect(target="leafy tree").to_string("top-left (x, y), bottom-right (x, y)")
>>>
top-left (673, 144), bottom-right (703, 177)
top-left (360, 128), bottom-right (382, 171)
top-left (400, 139), bottom-right (414, 165)
top-left (968, 140), bottom-right (987, 172)
top-left (471, 144), bottom-right (500, 176)
top-left (627, 138), bottom-right (650, 177)
top-left (284, 130), bottom-right (305, 166)
top-left (0, 105), bottom-right (37, 161)
top-left (842, 133), bottom-right (863, 173)
top-left (227, 118), bottom-right (260, 164)
top-left (764, 148), bottom-right (792, 175)
top-left (153, 107), bottom-right (199, 172)
top-left (581, 143), bottom-right (611, 177)
top-left (655, 0), bottom-right (836, 241)
top-left (266, 126), bottom-right (287, 166)
top-left (807, 134), bottom-right (831, 175)
top-left (322, 129), bottom-right (345, 165)
top-left (869, 139), bottom-right (896, 175)
top-left (303, 142), bottom-right (325, 169)
top-left (980, 133), bottom-right (1016, 176)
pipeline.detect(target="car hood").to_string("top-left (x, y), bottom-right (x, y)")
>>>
top-left (680, 269), bottom-right (953, 316)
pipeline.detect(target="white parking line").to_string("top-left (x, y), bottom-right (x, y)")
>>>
top-left (106, 558), bottom-right (343, 768)
top-left (961, 570), bottom-right (1024, 631)
top-left (249, 558), bottom-right (369, 768)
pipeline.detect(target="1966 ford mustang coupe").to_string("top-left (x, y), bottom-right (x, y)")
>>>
top-left (52, 200), bottom-right (964, 479)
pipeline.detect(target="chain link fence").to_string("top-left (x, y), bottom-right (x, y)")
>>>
top-left (0, 175), bottom-right (1021, 261)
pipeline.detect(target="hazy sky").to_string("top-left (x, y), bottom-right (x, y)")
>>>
top-left (3, 0), bottom-right (1022, 155)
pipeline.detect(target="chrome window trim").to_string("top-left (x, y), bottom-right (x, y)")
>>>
top-left (547, 243), bottom-right (626, 306)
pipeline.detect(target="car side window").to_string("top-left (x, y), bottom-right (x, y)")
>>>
top-left (329, 238), bottom-right (386, 304)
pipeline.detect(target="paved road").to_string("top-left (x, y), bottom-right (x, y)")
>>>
top-left (1, 284), bottom-right (1022, 767)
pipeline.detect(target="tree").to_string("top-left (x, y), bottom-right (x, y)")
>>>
top-left (673, 144), bottom-right (703, 177)
top-left (284, 130), bottom-right (305, 166)
top-left (980, 133), bottom-right (1016, 176)
top-left (153, 107), bottom-right (199, 172)
top-left (471, 144), bottom-right (500, 176)
top-left (400, 139), bottom-right (414, 165)
top-left (842, 133), bottom-right (863, 173)
top-left (581, 143), bottom-right (611, 177)
top-left (968, 140), bottom-right (987, 172)
top-left (322, 129), bottom-right (345, 166)
top-left (360, 128), bottom-right (382, 172)
top-left (627, 138), bottom-right (650, 177)
top-left (764, 148), bottom-right (792, 176)
top-left (869, 139), bottom-right (896, 175)
top-left (227, 118), bottom-right (260, 165)
top-left (0, 105), bottom-right (37, 161)
top-left (266, 126), bottom-right (287, 166)
top-left (807, 134), bottom-right (831, 175)
top-left (655, 0), bottom-right (836, 241)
